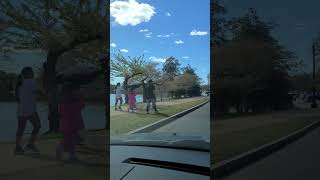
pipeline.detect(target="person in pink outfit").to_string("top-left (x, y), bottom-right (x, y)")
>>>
top-left (56, 83), bottom-right (85, 160)
top-left (127, 87), bottom-right (137, 113)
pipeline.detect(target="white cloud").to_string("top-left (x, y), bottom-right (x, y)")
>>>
top-left (174, 40), bottom-right (184, 44)
top-left (110, 0), bottom-right (156, 26)
top-left (165, 12), bottom-right (171, 16)
top-left (157, 34), bottom-right (171, 38)
top-left (110, 43), bottom-right (117, 48)
top-left (149, 56), bottom-right (166, 63)
top-left (145, 32), bottom-right (152, 38)
top-left (139, 29), bottom-right (149, 32)
top-left (120, 49), bottom-right (129, 53)
top-left (182, 56), bottom-right (189, 59)
top-left (190, 30), bottom-right (208, 36)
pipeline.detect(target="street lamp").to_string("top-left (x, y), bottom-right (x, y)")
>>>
top-left (311, 39), bottom-right (320, 108)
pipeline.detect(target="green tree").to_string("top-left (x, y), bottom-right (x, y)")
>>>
top-left (163, 57), bottom-right (181, 79)
top-left (165, 65), bottom-right (202, 99)
top-left (182, 64), bottom-right (196, 75)
top-left (212, 0), bottom-right (227, 47)
top-left (182, 65), bottom-right (201, 97)
top-left (214, 8), bottom-right (300, 114)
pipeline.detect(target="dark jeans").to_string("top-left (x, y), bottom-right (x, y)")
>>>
top-left (115, 97), bottom-right (123, 108)
top-left (16, 112), bottom-right (41, 137)
top-left (146, 98), bottom-right (157, 112)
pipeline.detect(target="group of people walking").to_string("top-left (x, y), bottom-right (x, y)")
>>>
top-left (13, 67), bottom-right (159, 160)
top-left (114, 79), bottom-right (158, 114)
top-left (14, 66), bottom-right (86, 161)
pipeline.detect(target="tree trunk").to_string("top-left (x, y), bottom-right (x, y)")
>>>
top-left (103, 54), bottom-right (109, 129)
top-left (141, 81), bottom-right (147, 103)
top-left (44, 52), bottom-right (60, 133)
top-left (123, 77), bottom-right (129, 104)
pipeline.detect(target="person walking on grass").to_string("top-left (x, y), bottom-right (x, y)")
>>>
top-left (145, 80), bottom-right (158, 114)
top-left (56, 83), bottom-right (85, 161)
top-left (14, 67), bottom-right (41, 155)
top-left (128, 87), bottom-right (137, 113)
top-left (115, 82), bottom-right (123, 111)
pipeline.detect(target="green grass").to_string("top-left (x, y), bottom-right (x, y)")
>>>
top-left (111, 97), bottom-right (209, 135)
top-left (212, 117), bottom-right (318, 165)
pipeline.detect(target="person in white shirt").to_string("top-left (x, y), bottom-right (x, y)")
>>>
top-left (14, 67), bottom-right (41, 155)
top-left (115, 82), bottom-right (123, 111)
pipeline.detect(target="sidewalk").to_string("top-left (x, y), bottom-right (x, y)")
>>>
top-left (0, 136), bottom-right (107, 180)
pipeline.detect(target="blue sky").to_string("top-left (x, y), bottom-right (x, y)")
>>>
top-left (110, 0), bottom-right (210, 85)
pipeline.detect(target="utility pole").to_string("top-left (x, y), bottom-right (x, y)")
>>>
top-left (311, 42), bottom-right (318, 108)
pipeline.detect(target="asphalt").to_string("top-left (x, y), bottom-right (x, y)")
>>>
top-left (221, 127), bottom-right (320, 180)
top-left (154, 102), bottom-right (210, 139)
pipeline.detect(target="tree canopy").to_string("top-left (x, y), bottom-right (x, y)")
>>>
top-left (213, 8), bottom-right (300, 114)
top-left (0, 0), bottom-right (106, 65)
top-left (162, 56), bottom-right (181, 79)
top-left (111, 53), bottom-right (147, 81)
top-left (212, 0), bottom-right (227, 47)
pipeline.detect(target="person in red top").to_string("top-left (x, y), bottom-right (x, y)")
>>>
top-left (56, 83), bottom-right (85, 160)
top-left (127, 87), bottom-right (137, 113)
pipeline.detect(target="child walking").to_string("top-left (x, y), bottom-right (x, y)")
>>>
top-left (128, 87), bottom-right (137, 113)
top-left (56, 83), bottom-right (85, 160)
top-left (15, 67), bottom-right (41, 155)
top-left (114, 82), bottom-right (123, 111)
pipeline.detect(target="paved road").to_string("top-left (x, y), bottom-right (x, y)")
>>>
top-left (222, 127), bottom-right (320, 180)
top-left (154, 102), bottom-right (210, 139)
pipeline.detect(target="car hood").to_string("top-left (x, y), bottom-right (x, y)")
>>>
top-left (110, 132), bottom-right (210, 152)
top-left (110, 136), bottom-right (210, 180)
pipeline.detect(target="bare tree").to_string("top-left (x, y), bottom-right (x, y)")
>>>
top-left (111, 53), bottom-right (147, 103)
top-left (0, 0), bottom-right (107, 132)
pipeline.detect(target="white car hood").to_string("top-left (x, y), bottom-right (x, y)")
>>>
top-left (110, 145), bottom-right (210, 180)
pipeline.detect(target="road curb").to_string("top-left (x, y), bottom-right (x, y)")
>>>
top-left (126, 100), bottom-right (210, 134)
top-left (212, 120), bottom-right (320, 179)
